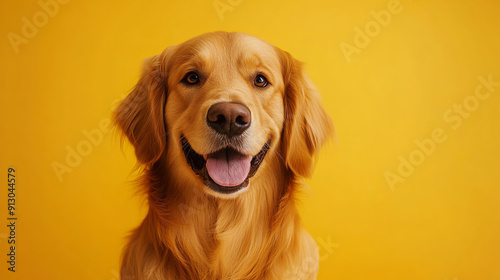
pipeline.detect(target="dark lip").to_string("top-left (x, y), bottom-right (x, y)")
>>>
top-left (181, 135), bottom-right (270, 194)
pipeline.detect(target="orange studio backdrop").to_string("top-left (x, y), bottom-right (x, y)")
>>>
top-left (1, 0), bottom-right (499, 279)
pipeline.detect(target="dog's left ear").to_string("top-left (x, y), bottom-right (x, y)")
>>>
top-left (278, 49), bottom-right (334, 178)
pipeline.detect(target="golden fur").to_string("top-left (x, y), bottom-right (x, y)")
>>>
top-left (113, 31), bottom-right (333, 280)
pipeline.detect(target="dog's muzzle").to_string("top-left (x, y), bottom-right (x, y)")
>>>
top-left (181, 135), bottom-right (269, 194)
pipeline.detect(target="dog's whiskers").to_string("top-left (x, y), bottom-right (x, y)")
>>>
top-left (265, 142), bottom-right (285, 166)
top-left (181, 141), bottom-right (191, 149)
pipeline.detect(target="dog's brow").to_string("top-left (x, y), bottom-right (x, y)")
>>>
top-left (238, 54), bottom-right (275, 74)
top-left (173, 43), bottom-right (216, 71)
top-left (180, 54), bottom-right (208, 70)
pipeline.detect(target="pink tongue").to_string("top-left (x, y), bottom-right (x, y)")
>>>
top-left (206, 149), bottom-right (252, 187)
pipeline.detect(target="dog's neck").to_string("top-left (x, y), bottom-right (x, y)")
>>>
top-left (142, 152), bottom-right (301, 279)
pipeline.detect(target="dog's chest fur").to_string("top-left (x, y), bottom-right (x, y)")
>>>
top-left (124, 160), bottom-right (317, 280)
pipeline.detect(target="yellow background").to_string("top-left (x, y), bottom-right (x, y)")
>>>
top-left (1, 0), bottom-right (499, 279)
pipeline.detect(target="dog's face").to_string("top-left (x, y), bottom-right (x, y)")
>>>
top-left (114, 32), bottom-right (332, 198)
top-left (166, 33), bottom-right (284, 197)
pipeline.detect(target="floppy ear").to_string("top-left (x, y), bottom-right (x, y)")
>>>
top-left (113, 54), bottom-right (167, 165)
top-left (279, 50), bottom-right (334, 178)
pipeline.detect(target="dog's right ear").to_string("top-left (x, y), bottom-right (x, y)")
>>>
top-left (113, 54), bottom-right (168, 165)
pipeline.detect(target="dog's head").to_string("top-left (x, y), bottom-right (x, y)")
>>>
top-left (114, 32), bottom-right (332, 198)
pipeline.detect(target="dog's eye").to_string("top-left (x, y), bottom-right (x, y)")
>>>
top-left (182, 72), bottom-right (200, 85)
top-left (254, 75), bottom-right (269, 88)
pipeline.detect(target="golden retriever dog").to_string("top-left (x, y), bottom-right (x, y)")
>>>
top-left (113, 31), bottom-right (333, 280)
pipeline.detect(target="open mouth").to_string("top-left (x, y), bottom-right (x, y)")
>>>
top-left (181, 135), bottom-right (269, 194)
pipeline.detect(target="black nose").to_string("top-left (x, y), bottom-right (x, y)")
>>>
top-left (207, 102), bottom-right (251, 137)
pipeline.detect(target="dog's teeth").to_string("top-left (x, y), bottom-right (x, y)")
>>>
top-left (203, 155), bottom-right (207, 160)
